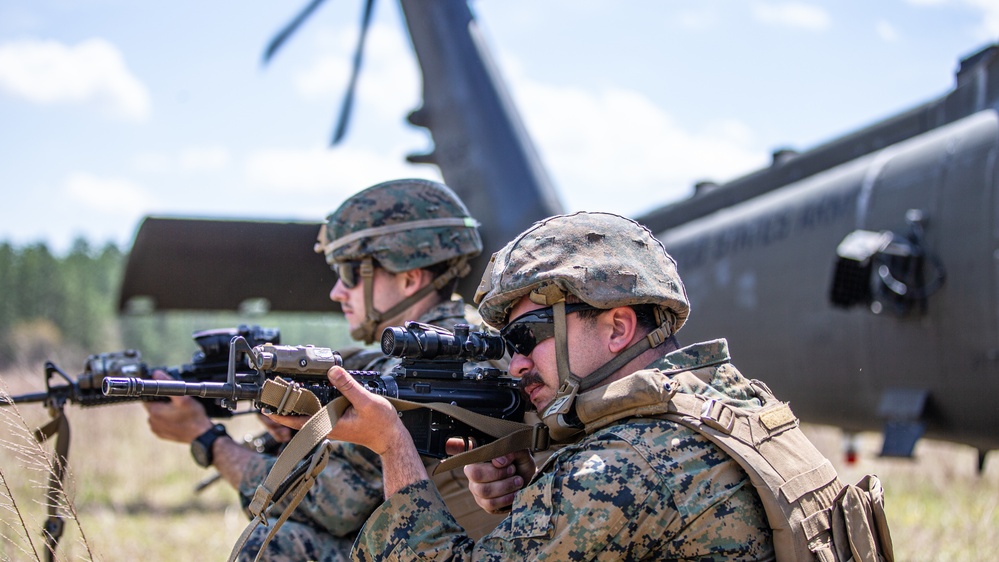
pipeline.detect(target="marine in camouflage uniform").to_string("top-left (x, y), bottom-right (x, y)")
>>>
top-left (230, 179), bottom-right (507, 561)
top-left (236, 301), bottom-right (504, 561)
top-left (339, 211), bottom-right (776, 560)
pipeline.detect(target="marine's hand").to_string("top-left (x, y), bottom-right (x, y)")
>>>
top-left (266, 366), bottom-right (410, 456)
top-left (267, 366), bottom-right (431, 497)
top-left (142, 370), bottom-right (213, 443)
top-left (464, 449), bottom-right (535, 513)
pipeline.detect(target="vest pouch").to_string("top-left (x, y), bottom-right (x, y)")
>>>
top-left (828, 475), bottom-right (894, 562)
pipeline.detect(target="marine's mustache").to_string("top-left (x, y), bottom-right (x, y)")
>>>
top-left (517, 372), bottom-right (544, 393)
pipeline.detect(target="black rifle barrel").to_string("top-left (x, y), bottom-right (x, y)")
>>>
top-left (102, 378), bottom-right (261, 401)
top-left (0, 391), bottom-right (51, 406)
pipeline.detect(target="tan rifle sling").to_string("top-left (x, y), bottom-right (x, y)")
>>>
top-left (33, 408), bottom-right (71, 562)
top-left (228, 377), bottom-right (548, 562)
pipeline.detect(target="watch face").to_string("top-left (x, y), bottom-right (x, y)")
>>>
top-left (192, 440), bottom-right (211, 467)
top-left (191, 424), bottom-right (226, 468)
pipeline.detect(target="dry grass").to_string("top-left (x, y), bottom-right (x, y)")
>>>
top-left (1, 364), bottom-right (263, 561)
top-left (803, 425), bottom-right (999, 562)
top-left (2, 364), bottom-right (997, 561)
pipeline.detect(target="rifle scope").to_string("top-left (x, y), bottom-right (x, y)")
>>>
top-left (381, 322), bottom-right (505, 361)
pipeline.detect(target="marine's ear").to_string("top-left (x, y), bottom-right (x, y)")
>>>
top-left (602, 306), bottom-right (639, 354)
top-left (396, 268), bottom-right (432, 296)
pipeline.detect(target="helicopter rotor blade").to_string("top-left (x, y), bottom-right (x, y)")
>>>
top-left (331, 0), bottom-right (376, 145)
top-left (262, 0), bottom-right (329, 65)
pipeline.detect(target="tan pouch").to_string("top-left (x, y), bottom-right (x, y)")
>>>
top-left (829, 475), bottom-right (894, 562)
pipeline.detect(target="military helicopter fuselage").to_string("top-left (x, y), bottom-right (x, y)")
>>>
top-left (634, 45), bottom-right (999, 463)
top-left (655, 110), bottom-right (998, 457)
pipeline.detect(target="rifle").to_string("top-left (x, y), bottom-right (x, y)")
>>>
top-left (103, 322), bottom-right (526, 458)
top-left (0, 324), bottom-right (280, 417)
top-left (0, 324), bottom-right (278, 562)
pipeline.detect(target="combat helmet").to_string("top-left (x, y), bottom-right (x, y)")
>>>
top-left (474, 211), bottom-right (689, 441)
top-left (315, 178), bottom-right (482, 343)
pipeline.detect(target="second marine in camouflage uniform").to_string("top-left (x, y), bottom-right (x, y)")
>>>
top-left (237, 300), bottom-right (504, 560)
top-left (235, 179), bottom-right (506, 561)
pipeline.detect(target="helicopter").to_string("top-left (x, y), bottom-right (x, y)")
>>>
top-left (118, 0), bottom-right (999, 470)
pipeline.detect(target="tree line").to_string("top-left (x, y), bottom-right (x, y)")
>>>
top-left (0, 238), bottom-right (349, 373)
top-left (0, 239), bottom-right (124, 368)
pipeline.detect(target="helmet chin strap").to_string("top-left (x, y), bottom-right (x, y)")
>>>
top-left (577, 308), bottom-right (675, 393)
top-left (352, 257), bottom-right (471, 344)
top-left (350, 257), bottom-right (379, 343)
top-left (534, 288), bottom-right (675, 443)
top-left (539, 298), bottom-right (584, 442)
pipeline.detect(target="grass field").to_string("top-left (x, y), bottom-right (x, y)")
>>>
top-left (2, 364), bottom-right (997, 561)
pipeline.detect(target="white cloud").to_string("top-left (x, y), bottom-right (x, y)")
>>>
top-left (0, 38), bottom-right (150, 121)
top-left (965, 0), bottom-right (999, 36)
top-left (751, 2), bottom-right (831, 30)
top-left (876, 21), bottom-right (900, 42)
top-left (294, 48), bottom-right (351, 100)
top-left (243, 145), bottom-right (438, 195)
top-left (904, 0), bottom-right (999, 37)
top-left (507, 77), bottom-right (768, 217)
top-left (63, 172), bottom-right (158, 215)
top-left (179, 146), bottom-right (231, 172)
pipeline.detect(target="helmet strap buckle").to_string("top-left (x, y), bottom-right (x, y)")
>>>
top-left (542, 378), bottom-right (584, 443)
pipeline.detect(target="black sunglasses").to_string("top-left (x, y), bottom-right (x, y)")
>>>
top-left (501, 302), bottom-right (597, 356)
top-left (336, 260), bottom-right (369, 289)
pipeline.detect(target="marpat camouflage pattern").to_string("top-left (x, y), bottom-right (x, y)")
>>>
top-left (352, 340), bottom-right (775, 561)
top-left (236, 300), bottom-right (507, 561)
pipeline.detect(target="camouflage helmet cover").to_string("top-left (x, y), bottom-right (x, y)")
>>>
top-left (475, 211), bottom-right (690, 332)
top-left (317, 178), bottom-right (482, 272)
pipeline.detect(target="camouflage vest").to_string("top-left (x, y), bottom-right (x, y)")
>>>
top-left (574, 365), bottom-right (895, 562)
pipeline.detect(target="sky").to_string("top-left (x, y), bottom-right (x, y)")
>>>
top-left (1, 0), bottom-right (996, 255)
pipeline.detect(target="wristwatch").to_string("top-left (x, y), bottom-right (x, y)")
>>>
top-left (191, 424), bottom-right (229, 468)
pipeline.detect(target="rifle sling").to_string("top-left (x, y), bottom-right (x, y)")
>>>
top-left (34, 408), bottom-right (70, 562)
top-left (258, 377), bottom-right (323, 417)
top-left (229, 393), bottom-right (349, 562)
top-left (421, 401), bottom-right (548, 474)
top-left (230, 393), bottom-right (546, 561)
